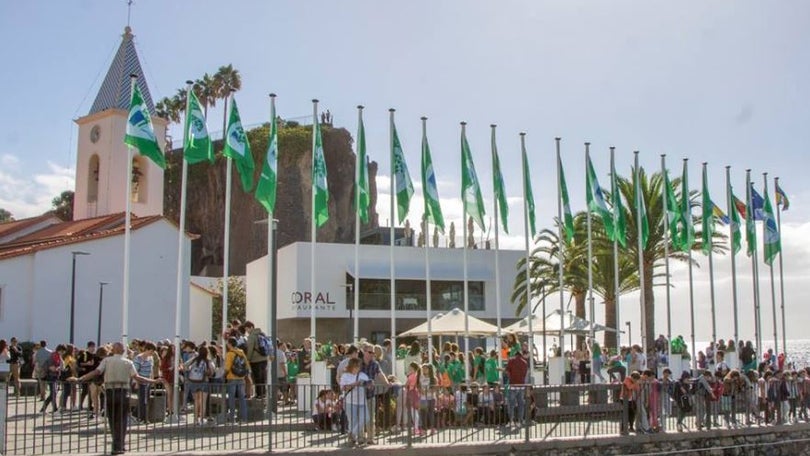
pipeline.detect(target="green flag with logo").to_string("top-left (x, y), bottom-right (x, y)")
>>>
top-left (679, 161), bottom-right (695, 252)
top-left (183, 90), bottom-right (213, 164)
top-left (729, 187), bottom-right (742, 256)
top-left (254, 101), bottom-right (278, 214)
top-left (421, 125), bottom-right (445, 233)
top-left (461, 125), bottom-right (486, 231)
top-left (391, 122), bottom-right (414, 224)
top-left (586, 155), bottom-right (615, 239)
top-left (635, 165), bottom-right (649, 248)
top-left (312, 120), bottom-right (329, 227)
top-left (762, 185), bottom-right (781, 265)
top-left (610, 158), bottom-right (627, 248)
top-left (491, 130), bottom-right (508, 234)
top-left (521, 139), bottom-right (536, 238)
top-left (223, 98), bottom-right (254, 192)
top-left (663, 169), bottom-right (682, 248)
top-left (355, 112), bottom-right (370, 224)
top-left (559, 158), bottom-right (574, 243)
top-left (124, 82), bottom-right (165, 168)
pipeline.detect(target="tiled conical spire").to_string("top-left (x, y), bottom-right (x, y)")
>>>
top-left (89, 26), bottom-right (155, 116)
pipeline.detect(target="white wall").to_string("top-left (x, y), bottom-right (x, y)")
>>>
top-left (188, 285), bottom-right (213, 343)
top-left (246, 242), bottom-right (524, 325)
top-left (0, 219), bottom-right (190, 344)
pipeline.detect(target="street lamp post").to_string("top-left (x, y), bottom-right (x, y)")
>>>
top-left (97, 281), bottom-right (109, 346)
top-left (70, 251), bottom-right (91, 344)
top-left (626, 321), bottom-right (632, 347)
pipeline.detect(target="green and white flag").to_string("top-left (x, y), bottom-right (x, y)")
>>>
top-left (421, 124), bottom-right (445, 232)
top-left (461, 125), bottom-right (486, 231)
top-left (521, 139), bottom-right (536, 238)
top-left (223, 98), bottom-right (254, 192)
top-left (610, 157), bottom-right (627, 248)
top-left (312, 120), bottom-right (329, 227)
top-left (391, 121), bottom-right (414, 224)
top-left (663, 169), bottom-right (682, 247)
top-left (559, 157), bottom-right (574, 243)
top-left (355, 111), bottom-right (370, 224)
top-left (635, 165), bottom-right (649, 248)
top-left (679, 161), bottom-right (695, 252)
top-left (124, 82), bottom-right (165, 168)
top-left (183, 90), bottom-right (213, 164)
top-left (491, 130), bottom-right (508, 234)
top-left (745, 179), bottom-right (756, 257)
top-left (586, 155), bottom-right (615, 239)
top-left (763, 184), bottom-right (781, 265)
top-left (729, 186), bottom-right (742, 256)
top-left (701, 164), bottom-right (714, 255)
top-left (254, 99), bottom-right (278, 214)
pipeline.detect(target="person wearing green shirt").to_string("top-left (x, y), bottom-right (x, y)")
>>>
top-left (485, 350), bottom-right (500, 386)
top-left (448, 353), bottom-right (465, 385)
top-left (589, 338), bottom-right (605, 383)
top-left (287, 356), bottom-right (299, 383)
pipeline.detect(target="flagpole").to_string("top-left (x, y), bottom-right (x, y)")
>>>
top-left (634, 151), bottom-right (647, 354)
top-left (266, 93), bottom-right (277, 416)
top-left (388, 109), bottom-right (397, 378)
top-left (585, 143), bottom-right (595, 346)
top-left (683, 159), bottom-right (696, 370)
top-left (660, 154), bottom-right (672, 362)
top-left (555, 137), bottom-right (566, 382)
top-left (122, 74), bottom-right (137, 347)
top-left (746, 169), bottom-right (762, 357)
top-left (310, 99), bottom-right (319, 346)
top-left (774, 177), bottom-right (787, 356)
top-left (492, 125), bottom-right (505, 378)
top-left (353, 106), bottom-right (364, 344)
top-left (172, 80), bottom-right (194, 419)
top-left (519, 132), bottom-right (533, 382)
top-left (764, 173), bottom-right (779, 357)
top-left (726, 166), bottom-right (740, 348)
top-left (221, 90), bottom-right (233, 340)
top-left (422, 117), bottom-right (434, 359)
top-left (611, 147), bottom-right (622, 351)
top-left (703, 163), bottom-right (718, 364)
top-left (461, 121), bottom-right (471, 383)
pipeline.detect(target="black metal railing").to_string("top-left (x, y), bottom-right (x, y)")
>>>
top-left (2, 375), bottom-right (807, 454)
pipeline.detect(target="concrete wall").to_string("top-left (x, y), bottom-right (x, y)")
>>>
top-left (188, 284), bottom-right (213, 342)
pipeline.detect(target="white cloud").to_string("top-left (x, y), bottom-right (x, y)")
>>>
top-left (0, 156), bottom-right (74, 219)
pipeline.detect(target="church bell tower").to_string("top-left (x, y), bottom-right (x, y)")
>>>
top-left (73, 26), bottom-right (167, 220)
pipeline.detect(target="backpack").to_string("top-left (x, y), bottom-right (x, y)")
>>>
top-left (188, 360), bottom-right (208, 381)
top-left (231, 353), bottom-right (248, 377)
top-left (256, 332), bottom-right (271, 357)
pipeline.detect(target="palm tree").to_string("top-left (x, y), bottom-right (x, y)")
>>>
top-left (615, 167), bottom-right (727, 349)
top-left (212, 64), bottom-right (241, 100)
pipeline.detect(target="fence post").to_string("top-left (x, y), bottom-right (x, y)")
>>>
top-left (0, 383), bottom-right (6, 455)
top-left (524, 386), bottom-right (530, 443)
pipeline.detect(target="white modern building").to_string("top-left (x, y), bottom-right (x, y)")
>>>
top-left (246, 241), bottom-right (525, 344)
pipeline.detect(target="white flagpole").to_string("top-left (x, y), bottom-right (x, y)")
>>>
top-left (222, 91), bottom-right (233, 340)
top-left (685, 158), bottom-right (696, 371)
top-left (461, 121), bottom-right (471, 383)
top-left (265, 93), bottom-right (277, 414)
top-left (422, 117), bottom-right (433, 358)
top-left (613, 147), bottom-right (623, 350)
top-left (310, 99), bottom-right (319, 346)
top-left (122, 74), bottom-right (136, 347)
top-left (354, 105), bottom-right (364, 344)
top-left (726, 166), bottom-right (740, 347)
top-left (704, 162), bottom-right (717, 365)
top-left (634, 152), bottom-right (647, 354)
top-left (172, 80), bottom-right (194, 418)
top-left (585, 143), bottom-right (595, 345)
top-left (764, 173), bottom-right (779, 356)
top-left (389, 109), bottom-right (397, 378)
top-left (555, 137), bottom-right (566, 382)
top-left (774, 177), bottom-right (787, 355)
top-left (660, 154), bottom-right (671, 359)
top-left (519, 132), bottom-right (533, 382)
top-left (746, 169), bottom-right (762, 356)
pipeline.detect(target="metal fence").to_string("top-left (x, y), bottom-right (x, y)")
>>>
top-left (2, 377), bottom-right (806, 455)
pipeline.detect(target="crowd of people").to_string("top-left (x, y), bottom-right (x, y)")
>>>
top-left (0, 325), bottom-right (806, 450)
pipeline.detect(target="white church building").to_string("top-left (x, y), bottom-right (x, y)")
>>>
top-left (0, 27), bottom-right (213, 344)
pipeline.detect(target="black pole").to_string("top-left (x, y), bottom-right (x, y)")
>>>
top-left (70, 254), bottom-right (77, 344)
top-left (97, 283), bottom-right (106, 346)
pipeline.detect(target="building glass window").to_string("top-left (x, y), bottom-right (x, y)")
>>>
top-left (351, 277), bottom-right (484, 312)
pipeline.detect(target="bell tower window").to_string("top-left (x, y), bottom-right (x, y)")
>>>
top-left (131, 157), bottom-right (147, 203)
top-left (87, 154), bottom-right (100, 203)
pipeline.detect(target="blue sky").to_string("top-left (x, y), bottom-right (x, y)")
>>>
top-left (1, 1), bottom-right (809, 352)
